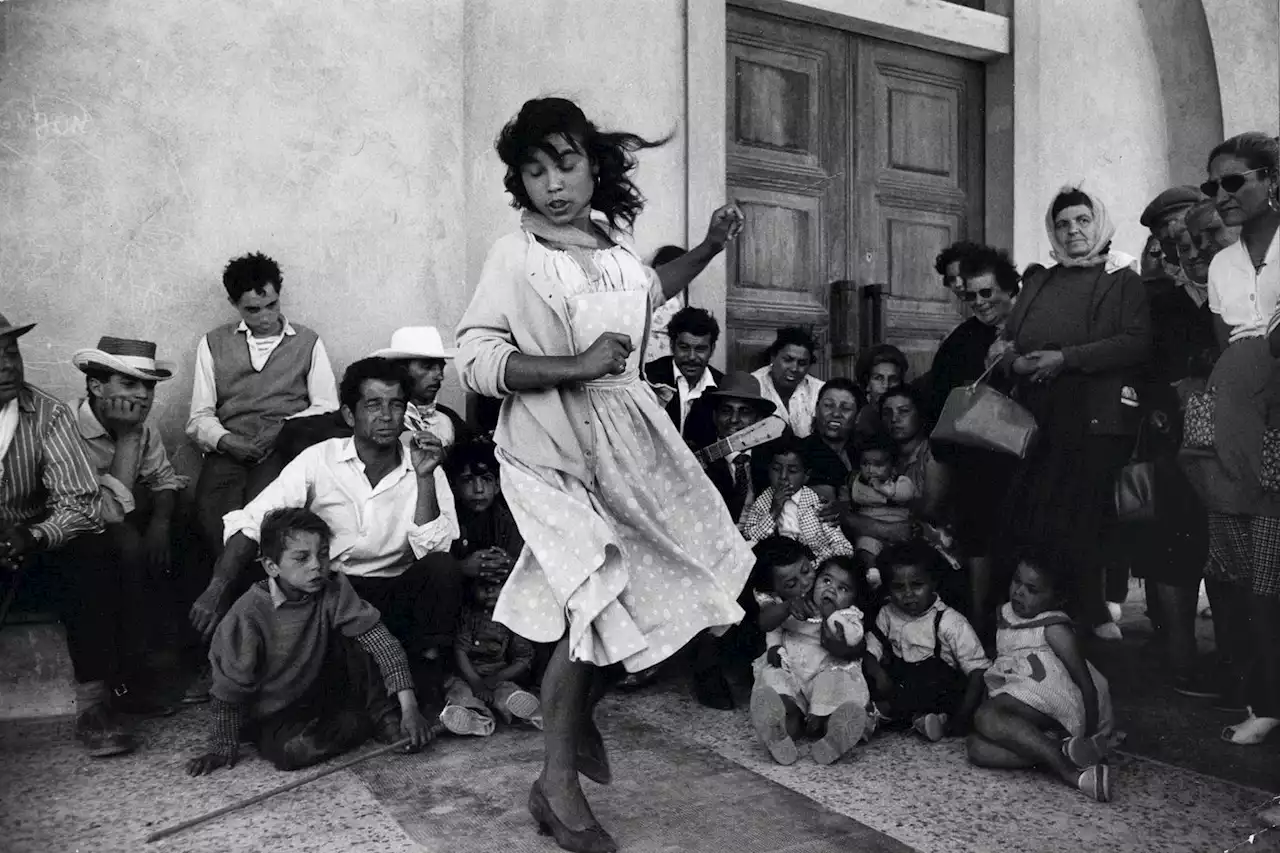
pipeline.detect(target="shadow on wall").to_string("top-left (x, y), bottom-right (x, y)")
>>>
top-left (1136, 0), bottom-right (1224, 185)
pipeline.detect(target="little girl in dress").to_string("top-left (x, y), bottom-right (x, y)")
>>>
top-left (748, 542), bottom-right (871, 766)
top-left (967, 552), bottom-right (1115, 802)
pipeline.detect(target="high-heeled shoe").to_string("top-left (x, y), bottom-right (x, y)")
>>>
top-left (528, 780), bottom-right (618, 853)
top-left (577, 718), bottom-right (612, 784)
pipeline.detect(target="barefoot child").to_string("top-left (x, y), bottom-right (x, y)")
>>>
top-left (440, 566), bottom-right (543, 736)
top-left (749, 540), bottom-right (871, 766)
top-left (864, 541), bottom-right (989, 742)
top-left (186, 508), bottom-right (435, 776)
top-left (739, 437), bottom-right (854, 561)
top-left (966, 552), bottom-right (1115, 801)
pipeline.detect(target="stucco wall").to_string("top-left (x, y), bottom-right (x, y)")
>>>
top-left (1011, 0), bottom-right (1171, 268)
top-left (0, 0), bottom-right (467, 475)
top-left (1203, 0), bottom-right (1280, 139)
top-left (463, 0), bottom-right (688, 302)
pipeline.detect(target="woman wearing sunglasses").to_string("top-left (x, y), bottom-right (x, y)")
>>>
top-left (1180, 132), bottom-right (1280, 746)
top-left (922, 245), bottom-right (1022, 640)
top-left (989, 185), bottom-right (1151, 642)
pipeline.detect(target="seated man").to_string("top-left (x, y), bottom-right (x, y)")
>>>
top-left (189, 357), bottom-right (464, 707)
top-left (70, 336), bottom-right (188, 684)
top-left (644, 306), bottom-right (723, 451)
top-left (373, 326), bottom-right (468, 447)
top-left (186, 252), bottom-right (339, 556)
top-left (0, 314), bottom-right (139, 756)
top-left (698, 372), bottom-right (785, 524)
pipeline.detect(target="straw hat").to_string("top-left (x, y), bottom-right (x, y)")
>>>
top-left (72, 336), bottom-right (174, 381)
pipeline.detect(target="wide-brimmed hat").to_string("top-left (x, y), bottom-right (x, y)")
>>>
top-left (72, 336), bottom-right (174, 381)
top-left (702, 371), bottom-right (777, 416)
top-left (371, 326), bottom-right (456, 360)
top-left (0, 313), bottom-right (36, 340)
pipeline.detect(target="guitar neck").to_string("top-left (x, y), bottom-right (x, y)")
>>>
top-left (697, 439), bottom-right (732, 466)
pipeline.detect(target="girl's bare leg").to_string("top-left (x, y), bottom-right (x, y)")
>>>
top-left (540, 638), bottom-right (598, 828)
top-left (971, 696), bottom-right (1079, 786)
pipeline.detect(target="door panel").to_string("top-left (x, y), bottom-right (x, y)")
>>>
top-left (725, 9), bottom-right (985, 381)
top-left (854, 41), bottom-right (985, 379)
top-left (726, 7), bottom-right (847, 377)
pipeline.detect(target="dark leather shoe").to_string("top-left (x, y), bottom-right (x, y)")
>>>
top-left (75, 704), bottom-right (136, 758)
top-left (528, 780), bottom-right (618, 853)
top-left (694, 670), bottom-right (735, 711)
top-left (616, 665), bottom-right (663, 693)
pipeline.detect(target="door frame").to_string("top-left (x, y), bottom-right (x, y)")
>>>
top-left (685, 0), bottom-right (1017, 372)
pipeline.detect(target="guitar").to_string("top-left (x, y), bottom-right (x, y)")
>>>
top-left (695, 416), bottom-right (787, 468)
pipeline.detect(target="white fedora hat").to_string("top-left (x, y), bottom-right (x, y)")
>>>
top-left (72, 336), bottom-right (175, 381)
top-left (371, 326), bottom-right (457, 360)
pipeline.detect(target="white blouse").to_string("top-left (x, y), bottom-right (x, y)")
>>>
top-left (1207, 228), bottom-right (1280, 343)
top-left (751, 366), bottom-right (824, 438)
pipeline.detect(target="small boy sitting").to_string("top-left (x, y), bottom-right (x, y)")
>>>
top-left (848, 432), bottom-right (915, 581)
top-left (186, 508), bottom-right (435, 776)
top-left (446, 440), bottom-right (524, 580)
top-left (439, 565), bottom-right (542, 737)
top-left (863, 540), bottom-right (989, 742)
top-left (739, 436), bottom-right (853, 562)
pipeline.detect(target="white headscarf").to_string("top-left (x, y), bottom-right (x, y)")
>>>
top-left (1046, 184), bottom-right (1122, 269)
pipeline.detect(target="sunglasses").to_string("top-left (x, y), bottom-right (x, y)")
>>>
top-left (1200, 168), bottom-right (1266, 197)
top-left (960, 288), bottom-right (995, 303)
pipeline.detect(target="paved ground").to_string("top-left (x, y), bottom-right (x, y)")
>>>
top-left (2, 583), bottom-right (1279, 853)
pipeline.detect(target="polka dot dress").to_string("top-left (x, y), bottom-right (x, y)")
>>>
top-left (492, 238), bottom-right (755, 672)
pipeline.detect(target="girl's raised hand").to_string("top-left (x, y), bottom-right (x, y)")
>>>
top-left (704, 204), bottom-right (745, 249)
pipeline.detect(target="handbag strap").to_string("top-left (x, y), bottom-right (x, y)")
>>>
top-left (967, 359), bottom-right (1000, 391)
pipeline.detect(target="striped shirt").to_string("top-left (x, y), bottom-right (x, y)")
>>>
top-left (0, 385), bottom-right (104, 548)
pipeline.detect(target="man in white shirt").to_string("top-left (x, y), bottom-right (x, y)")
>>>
top-left (189, 357), bottom-right (464, 703)
top-left (644, 306), bottom-right (724, 451)
top-left (372, 326), bottom-right (468, 448)
top-left (186, 252), bottom-right (339, 556)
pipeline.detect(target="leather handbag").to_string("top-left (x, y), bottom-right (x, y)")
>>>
top-left (931, 362), bottom-right (1039, 459)
top-left (1115, 419), bottom-right (1156, 523)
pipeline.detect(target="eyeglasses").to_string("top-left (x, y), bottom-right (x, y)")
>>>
top-left (960, 288), bottom-right (995, 303)
top-left (1200, 168), bottom-right (1266, 197)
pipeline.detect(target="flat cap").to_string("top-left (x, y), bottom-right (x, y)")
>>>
top-left (1140, 185), bottom-right (1207, 228)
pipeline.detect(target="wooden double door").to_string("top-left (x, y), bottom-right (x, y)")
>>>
top-left (725, 4), bottom-right (985, 379)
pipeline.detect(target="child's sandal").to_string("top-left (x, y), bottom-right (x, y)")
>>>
top-left (1062, 733), bottom-right (1107, 767)
top-left (1076, 764), bottom-right (1112, 802)
top-left (749, 687), bottom-right (798, 766)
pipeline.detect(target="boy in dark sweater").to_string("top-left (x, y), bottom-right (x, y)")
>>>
top-left (186, 508), bottom-right (436, 775)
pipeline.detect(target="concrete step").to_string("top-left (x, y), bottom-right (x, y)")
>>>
top-left (0, 622), bottom-right (74, 720)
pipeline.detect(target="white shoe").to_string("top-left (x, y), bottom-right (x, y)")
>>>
top-left (1222, 708), bottom-right (1280, 745)
top-left (440, 704), bottom-right (494, 737)
top-left (1093, 622), bottom-right (1123, 641)
top-left (504, 688), bottom-right (541, 722)
top-left (1106, 601), bottom-right (1124, 623)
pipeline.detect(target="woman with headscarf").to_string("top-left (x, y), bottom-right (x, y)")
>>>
top-left (990, 185), bottom-right (1152, 640)
top-left (1180, 132), bottom-right (1280, 745)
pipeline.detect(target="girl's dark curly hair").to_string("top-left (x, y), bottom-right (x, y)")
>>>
top-left (495, 97), bottom-right (669, 232)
